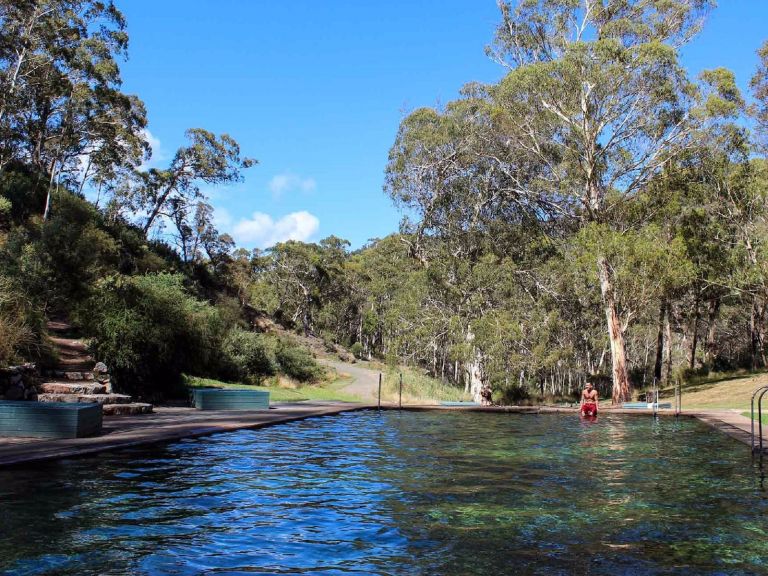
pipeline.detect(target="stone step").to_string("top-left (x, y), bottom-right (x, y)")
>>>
top-left (42, 370), bottom-right (96, 381)
top-left (38, 393), bottom-right (133, 405)
top-left (38, 382), bottom-right (107, 395)
top-left (103, 403), bottom-right (153, 416)
top-left (50, 359), bottom-right (95, 371)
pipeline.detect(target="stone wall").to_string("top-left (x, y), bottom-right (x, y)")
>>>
top-left (0, 364), bottom-right (40, 400)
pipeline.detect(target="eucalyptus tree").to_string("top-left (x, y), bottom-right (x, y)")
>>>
top-left (257, 239), bottom-right (346, 336)
top-left (474, 0), bottom-right (713, 403)
top-left (0, 0), bottom-right (149, 217)
top-left (751, 41), bottom-right (768, 153)
top-left (135, 129), bottom-right (255, 236)
top-left (386, 91), bottom-right (551, 400)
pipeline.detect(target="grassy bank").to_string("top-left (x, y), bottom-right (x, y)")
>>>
top-left (656, 370), bottom-right (768, 411)
top-left (742, 411), bottom-right (768, 425)
top-left (183, 374), bottom-right (361, 403)
top-left (380, 366), bottom-right (471, 404)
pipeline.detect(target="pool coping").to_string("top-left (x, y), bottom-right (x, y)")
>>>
top-left (0, 402), bottom-right (762, 468)
top-left (0, 402), bottom-right (375, 468)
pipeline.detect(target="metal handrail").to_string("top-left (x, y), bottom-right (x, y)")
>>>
top-left (750, 385), bottom-right (768, 454)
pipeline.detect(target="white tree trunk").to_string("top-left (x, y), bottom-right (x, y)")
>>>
top-left (465, 328), bottom-right (484, 403)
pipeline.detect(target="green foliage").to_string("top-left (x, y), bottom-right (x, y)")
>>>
top-left (221, 329), bottom-right (277, 383)
top-left (82, 273), bottom-right (225, 398)
top-left (0, 276), bottom-right (36, 366)
top-left (497, 385), bottom-right (531, 406)
top-left (275, 339), bottom-right (323, 382)
top-left (350, 342), bottom-right (364, 360)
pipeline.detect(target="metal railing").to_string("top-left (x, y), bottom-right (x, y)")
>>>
top-left (750, 385), bottom-right (768, 455)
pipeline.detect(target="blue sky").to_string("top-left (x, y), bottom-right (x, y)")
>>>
top-left (118, 1), bottom-right (767, 251)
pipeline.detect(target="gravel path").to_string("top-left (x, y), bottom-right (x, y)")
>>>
top-left (320, 359), bottom-right (382, 402)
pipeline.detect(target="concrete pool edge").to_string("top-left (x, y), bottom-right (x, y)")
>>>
top-left (0, 402), bottom-right (375, 468)
top-left (0, 402), bottom-right (762, 467)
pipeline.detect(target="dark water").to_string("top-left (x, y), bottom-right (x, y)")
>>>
top-left (0, 412), bottom-right (767, 576)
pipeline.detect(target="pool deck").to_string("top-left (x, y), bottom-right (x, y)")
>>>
top-left (0, 403), bottom-right (763, 467)
top-left (0, 402), bottom-right (374, 468)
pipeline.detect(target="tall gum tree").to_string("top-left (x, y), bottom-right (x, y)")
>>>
top-left (485, 0), bottom-right (712, 403)
top-left (0, 0), bottom-right (149, 217)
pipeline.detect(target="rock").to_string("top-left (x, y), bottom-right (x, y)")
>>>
top-left (103, 403), bottom-right (153, 416)
top-left (5, 385), bottom-right (25, 400)
top-left (39, 382), bottom-right (107, 395)
top-left (93, 362), bottom-right (108, 374)
top-left (337, 350), bottom-right (355, 363)
top-left (0, 364), bottom-right (40, 400)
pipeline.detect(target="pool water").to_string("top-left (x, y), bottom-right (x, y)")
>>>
top-left (0, 412), bottom-right (766, 575)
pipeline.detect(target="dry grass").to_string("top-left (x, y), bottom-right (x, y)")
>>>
top-left (659, 371), bottom-right (768, 411)
top-left (381, 366), bottom-right (470, 404)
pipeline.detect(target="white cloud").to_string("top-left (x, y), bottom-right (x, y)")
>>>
top-left (213, 206), bottom-right (233, 229)
top-left (232, 211), bottom-right (320, 248)
top-left (268, 173), bottom-right (317, 198)
top-left (139, 129), bottom-right (167, 169)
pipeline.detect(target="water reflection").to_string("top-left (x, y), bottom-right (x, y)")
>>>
top-left (0, 412), bottom-right (766, 575)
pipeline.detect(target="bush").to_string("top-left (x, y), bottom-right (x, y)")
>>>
top-left (0, 276), bottom-right (36, 365)
top-left (350, 341), bottom-right (364, 359)
top-left (221, 329), bottom-right (277, 382)
top-left (498, 385), bottom-right (531, 405)
top-left (82, 273), bottom-right (225, 399)
top-left (275, 340), bottom-right (323, 382)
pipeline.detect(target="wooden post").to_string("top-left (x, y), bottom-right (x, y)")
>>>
top-left (399, 373), bottom-right (402, 409)
top-left (378, 373), bottom-right (382, 411)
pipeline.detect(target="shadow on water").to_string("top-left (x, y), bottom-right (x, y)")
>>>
top-left (0, 411), bottom-right (767, 575)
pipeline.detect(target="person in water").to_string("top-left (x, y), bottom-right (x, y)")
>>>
top-left (580, 382), bottom-right (599, 417)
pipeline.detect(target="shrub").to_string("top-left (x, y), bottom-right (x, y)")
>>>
top-left (82, 273), bottom-right (225, 399)
top-left (275, 340), bottom-right (323, 382)
top-left (350, 342), bottom-right (364, 359)
top-left (221, 329), bottom-right (277, 382)
top-left (498, 385), bottom-right (531, 406)
top-left (0, 276), bottom-right (35, 366)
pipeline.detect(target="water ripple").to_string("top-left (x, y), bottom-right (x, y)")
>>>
top-left (0, 412), bottom-right (766, 575)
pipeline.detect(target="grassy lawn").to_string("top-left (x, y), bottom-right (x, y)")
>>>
top-left (656, 370), bottom-right (768, 411)
top-left (741, 411), bottom-right (768, 425)
top-left (381, 366), bottom-right (471, 404)
top-left (183, 374), bottom-right (361, 403)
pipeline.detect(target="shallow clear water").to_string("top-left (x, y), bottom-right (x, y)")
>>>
top-left (0, 412), bottom-right (767, 575)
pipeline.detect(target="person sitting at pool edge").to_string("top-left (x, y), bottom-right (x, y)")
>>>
top-left (580, 382), bottom-right (598, 417)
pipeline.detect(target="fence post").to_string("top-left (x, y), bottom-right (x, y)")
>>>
top-left (399, 373), bottom-right (403, 409)
top-left (378, 373), bottom-right (382, 411)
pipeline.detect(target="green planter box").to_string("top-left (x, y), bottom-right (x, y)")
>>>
top-left (192, 389), bottom-right (270, 411)
top-left (0, 401), bottom-right (103, 438)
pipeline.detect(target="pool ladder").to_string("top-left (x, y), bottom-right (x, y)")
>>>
top-left (750, 385), bottom-right (768, 455)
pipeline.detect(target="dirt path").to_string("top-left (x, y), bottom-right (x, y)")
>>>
top-left (320, 359), bottom-right (382, 402)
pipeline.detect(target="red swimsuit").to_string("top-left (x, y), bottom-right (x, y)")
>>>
top-left (581, 402), bottom-right (598, 417)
